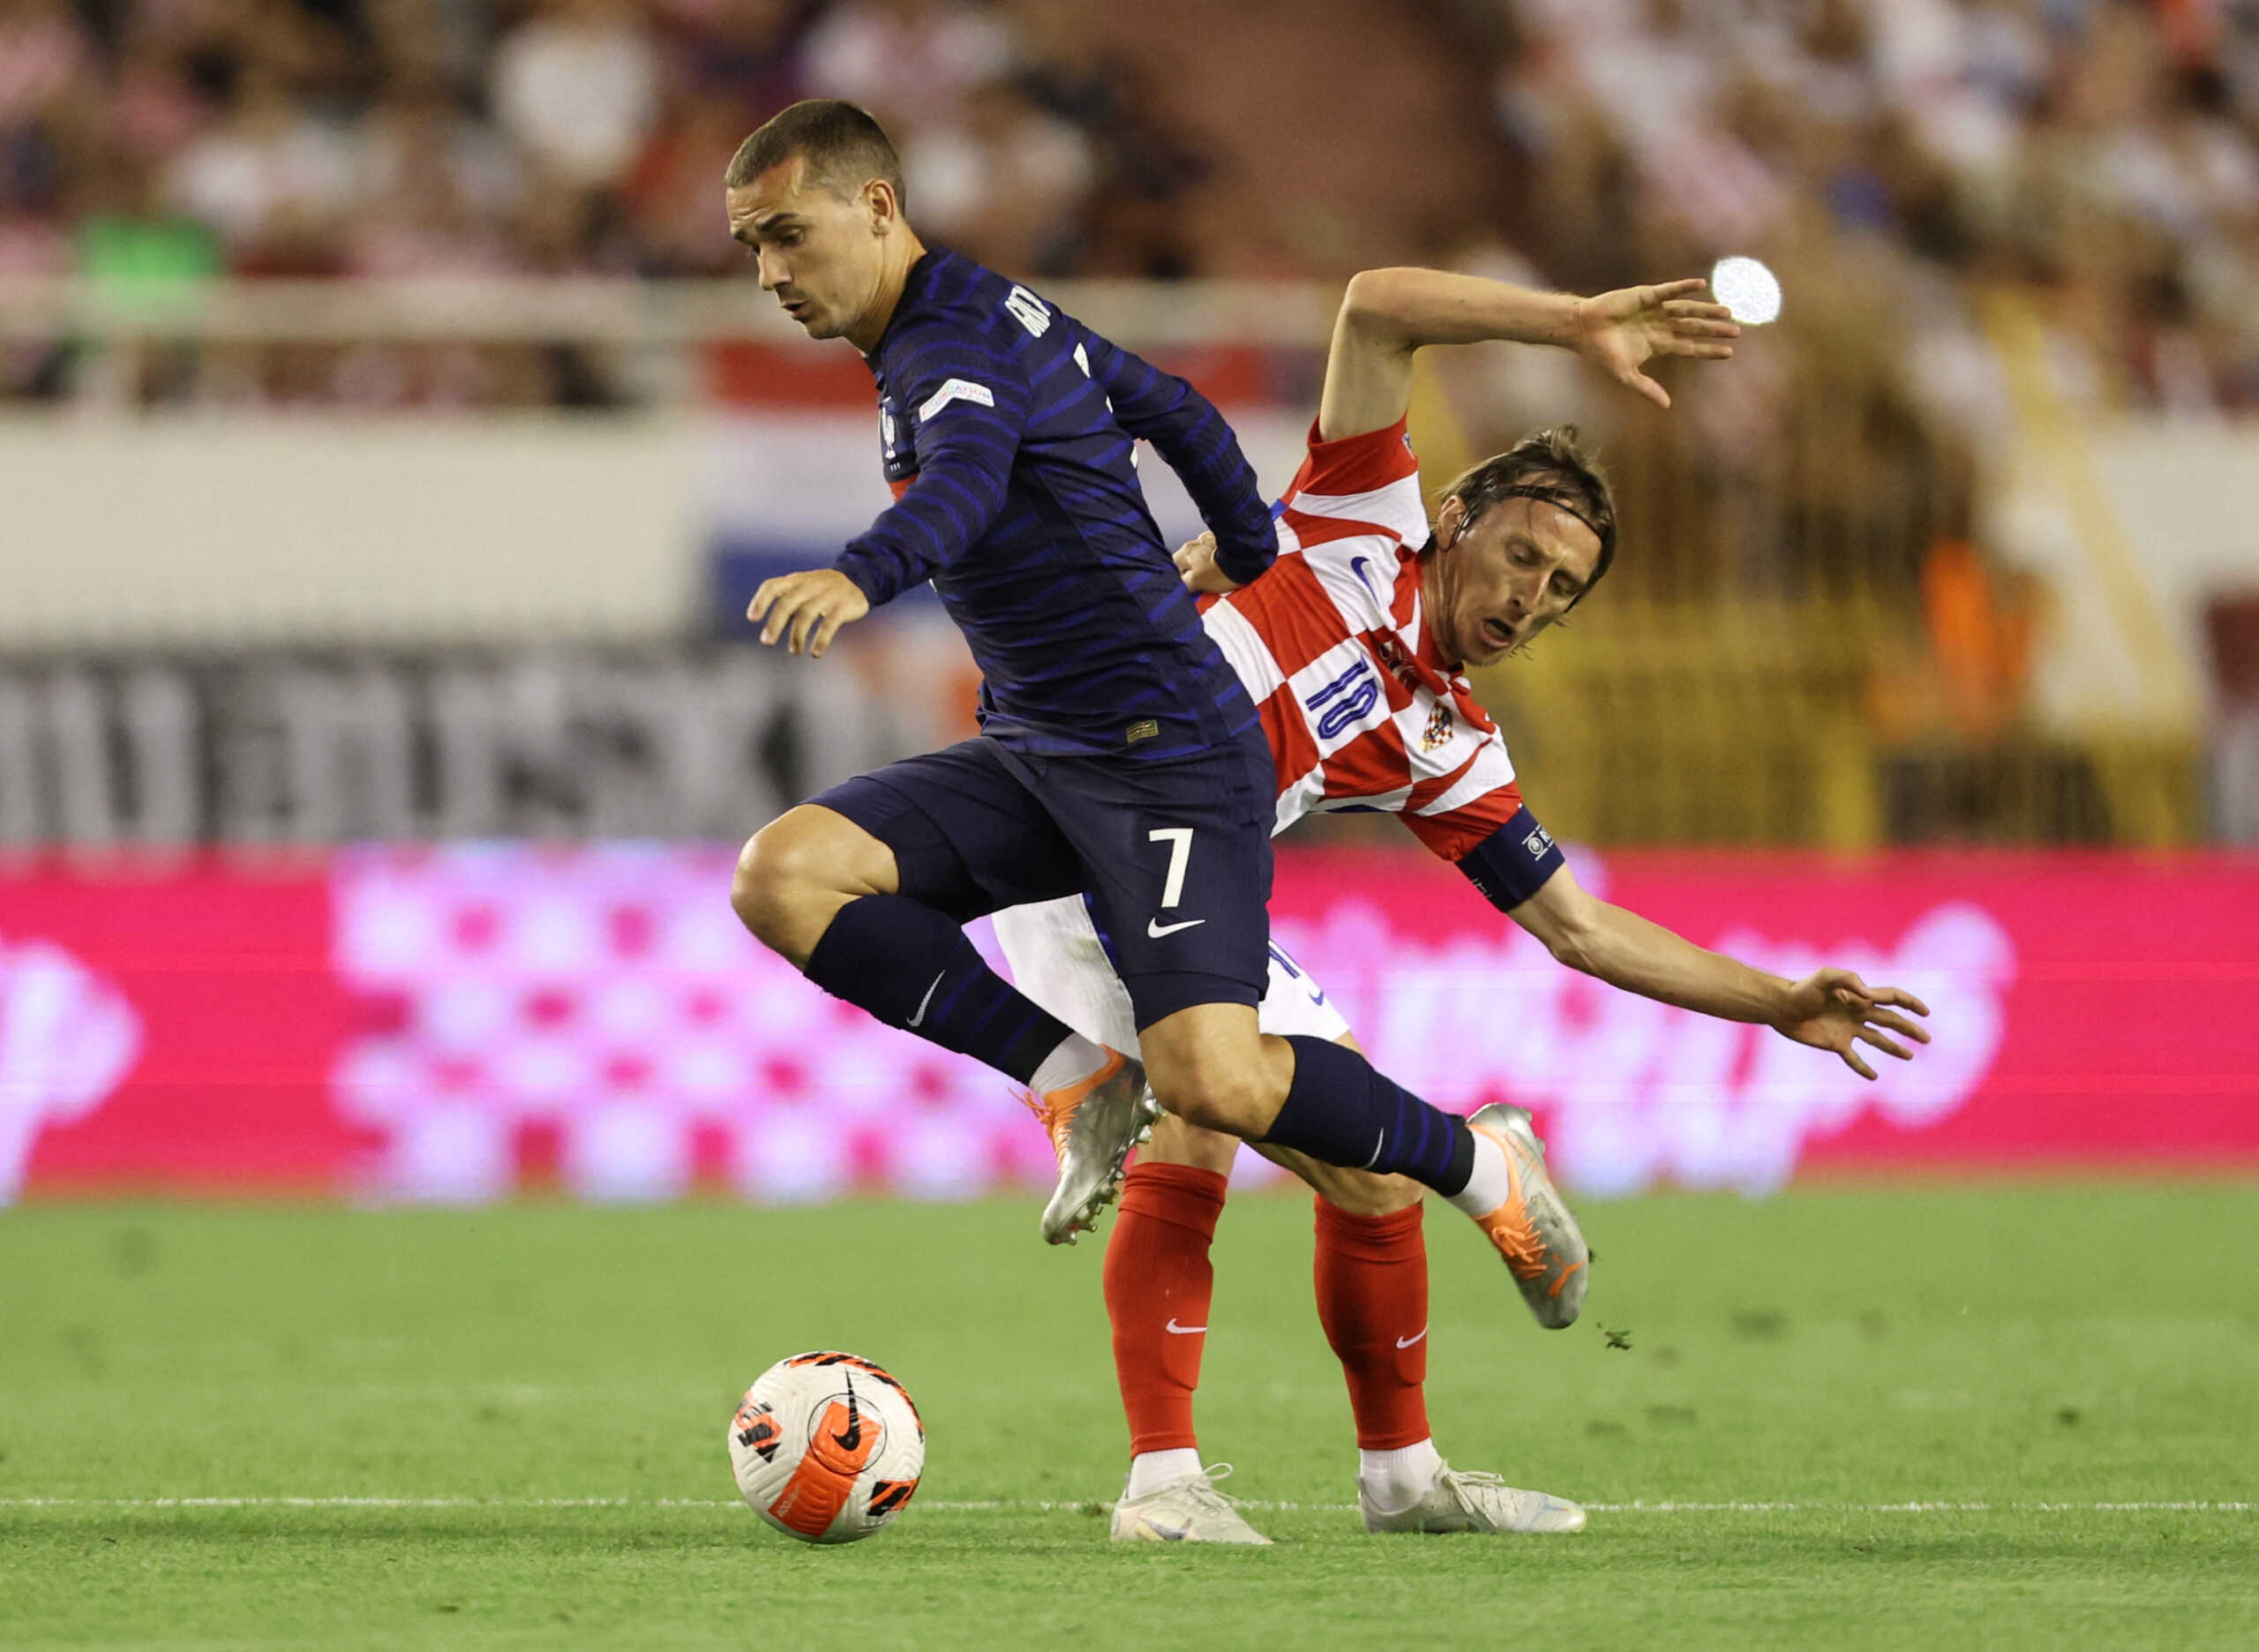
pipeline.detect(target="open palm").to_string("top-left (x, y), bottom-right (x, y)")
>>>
top-left (1573, 278), bottom-right (1740, 409)
top-left (1772, 967), bottom-right (1933, 1082)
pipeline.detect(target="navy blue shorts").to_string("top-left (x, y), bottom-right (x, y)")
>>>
top-left (810, 731), bottom-right (1274, 1029)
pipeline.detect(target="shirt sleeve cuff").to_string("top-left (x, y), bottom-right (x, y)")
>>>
top-left (1212, 530), bottom-right (1279, 588)
top-left (831, 550), bottom-right (893, 608)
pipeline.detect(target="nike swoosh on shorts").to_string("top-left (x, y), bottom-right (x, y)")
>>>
top-left (1147, 917), bottom-right (1206, 939)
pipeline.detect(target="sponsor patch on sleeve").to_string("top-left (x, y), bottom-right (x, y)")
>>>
top-left (917, 379), bottom-right (996, 420)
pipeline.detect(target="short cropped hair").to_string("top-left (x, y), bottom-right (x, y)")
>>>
top-left (724, 99), bottom-right (906, 210)
top-left (1441, 426), bottom-right (1617, 605)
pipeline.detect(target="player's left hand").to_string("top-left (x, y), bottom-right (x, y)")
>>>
top-left (1572, 279), bottom-right (1739, 409)
top-left (747, 568), bottom-right (871, 657)
top-left (1770, 968), bottom-right (1933, 1081)
top-left (1174, 530), bottom-right (1242, 596)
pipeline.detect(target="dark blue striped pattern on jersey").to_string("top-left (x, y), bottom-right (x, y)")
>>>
top-left (834, 250), bottom-right (1276, 761)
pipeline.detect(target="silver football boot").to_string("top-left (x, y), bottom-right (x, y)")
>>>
top-left (1025, 1051), bottom-right (1161, 1245)
top-left (1362, 1463), bottom-right (1587, 1535)
top-left (1112, 1464), bottom-right (1272, 1544)
top-left (1464, 1102), bottom-right (1590, 1328)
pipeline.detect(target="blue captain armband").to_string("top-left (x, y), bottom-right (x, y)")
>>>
top-left (1457, 807), bottom-right (1566, 912)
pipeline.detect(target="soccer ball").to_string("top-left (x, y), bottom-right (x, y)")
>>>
top-left (728, 1350), bottom-right (926, 1543)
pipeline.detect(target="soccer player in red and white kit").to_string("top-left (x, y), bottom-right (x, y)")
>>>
top-left (992, 267), bottom-right (1933, 1543)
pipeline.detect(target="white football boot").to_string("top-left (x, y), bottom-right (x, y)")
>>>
top-left (1110, 1464), bottom-right (1273, 1545)
top-left (1362, 1463), bottom-right (1587, 1535)
top-left (1464, 1103), bottom-right (1590, 1328)
top-left (1024, 1051), bottom-right (1161, 1245)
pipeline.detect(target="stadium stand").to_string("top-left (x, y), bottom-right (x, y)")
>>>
top-left (0, 1), bottom-right (2250, 845)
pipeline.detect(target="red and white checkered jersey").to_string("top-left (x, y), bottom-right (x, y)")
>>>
top-left (1201, 417), bottom-right (1525, 862)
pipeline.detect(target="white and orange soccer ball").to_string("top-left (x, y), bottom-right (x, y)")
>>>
top-left (728, 1351), bottom-right (926, 1543)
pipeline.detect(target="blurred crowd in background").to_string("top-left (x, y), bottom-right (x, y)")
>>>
top-left (0, 0), bottom-right (2253, 409)
top-left (1497, 0), bottom-right (2259, 418)
top-left (0, 0), bottom-right (2251, 847)
top-left (0, 0), bottom-right (1207, 299)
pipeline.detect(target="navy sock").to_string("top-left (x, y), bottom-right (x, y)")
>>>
top-left (1263, 1034), bottom-right (1476, 1197)
top-left (803, 894), bottom-right (1074, 1085)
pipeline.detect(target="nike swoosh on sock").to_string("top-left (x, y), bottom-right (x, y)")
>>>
top-left (904, 970), bottom-right (946, 1028)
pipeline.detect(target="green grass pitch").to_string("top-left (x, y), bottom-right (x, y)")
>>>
top-left (4, 1183), bottom-right (2255, 1649)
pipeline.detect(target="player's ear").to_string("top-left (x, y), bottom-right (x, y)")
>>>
top-left (1437, 494), bottom-right (1466, 550)
top-left (865, 177), bottom-right (898, 235)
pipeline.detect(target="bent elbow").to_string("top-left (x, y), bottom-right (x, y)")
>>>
top-left (1340, 268), bottom-right (1414, 333)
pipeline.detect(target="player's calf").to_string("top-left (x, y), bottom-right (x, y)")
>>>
top-left (1271, 1145), bottom-right (1423, 1216)
top-left (747, 807), bottom-right (1137, 1171)
top-left (1141, 1044), bottom-right (1422, 1215)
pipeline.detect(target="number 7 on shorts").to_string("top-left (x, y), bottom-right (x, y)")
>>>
top-left (1148, 827), bottom-right (1194, 909)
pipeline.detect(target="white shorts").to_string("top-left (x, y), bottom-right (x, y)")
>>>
top-left (990, 895), bottom-right (1352, 1055)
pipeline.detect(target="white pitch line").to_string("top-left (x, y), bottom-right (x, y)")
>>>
top-left (0, 1498), bottom-right (2248, 1513)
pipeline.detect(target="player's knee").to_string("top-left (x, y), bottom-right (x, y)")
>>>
top-left (1142, 1016), bottom-right (1290, 1138)
top-left (1149, 1057), bottom-right (1273, 1138)
top-left (729, 831), bottom-right (788, 949)
top-left (731, 811), bottom-right (846, 957)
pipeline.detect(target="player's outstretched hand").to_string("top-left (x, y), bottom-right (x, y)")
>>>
top-left (747, 568), bottom-right (870, 658)
top-left (1572, 278), bottom-right (1739, 409)
top-left (1771, 968), bottom-right (1933, 1081)
top-left (1173, 530), bottom-right (1242, 596)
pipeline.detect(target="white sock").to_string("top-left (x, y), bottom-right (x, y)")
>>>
top-left (1030, 1032), bottom-right (1111, 1096)
top-left (1444, 1127), bottom-right (1513, 1219)
top-left (1125, 1447), bottom-right (1203, 1500)
top-left (1359, 1438), bottom-right (1444, 1513)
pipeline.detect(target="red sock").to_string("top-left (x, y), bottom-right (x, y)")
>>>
top-left (1102, 1160), bottom-right (1227, 1456)
top-left (1313, 1198), bottom-right (1432, 1450)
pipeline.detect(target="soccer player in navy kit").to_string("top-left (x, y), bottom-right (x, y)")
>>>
top-left (724, 101), bottom-right (1583, 1310)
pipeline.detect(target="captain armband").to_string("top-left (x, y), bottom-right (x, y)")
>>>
top-left (1457, 807), bottom-right (1566, 913)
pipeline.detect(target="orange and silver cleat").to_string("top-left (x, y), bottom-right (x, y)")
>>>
top-left (1023, 1049), bottom-right (1160, 1246)
top-left (1466, 1103), bottom-right (1589, 1328)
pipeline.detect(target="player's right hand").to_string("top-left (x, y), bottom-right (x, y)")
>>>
top-left (1571, 278), bottom-right (1739, 409)
top-left (748, 568), bottom-right (870, 658)
top-left (1174, 531), bottom-right (1242, 596)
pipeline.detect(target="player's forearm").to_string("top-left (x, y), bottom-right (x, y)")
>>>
top-left (836, 449), bottom-right (1010, 604)
top-left (1340, 267), bottom-right (1583, 356)
top-left (1092, 340), bottom-right (1273, 582)
top-left (1160, 408), bottom-right (1273, 586)
top-left (1558, 900), bottom-right (1792, 1024)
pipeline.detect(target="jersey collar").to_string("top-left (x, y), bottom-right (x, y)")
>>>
top-left (865, 248), bottom-right (948, 361)
top-left (1407, 535), bottom-right (1499, 732)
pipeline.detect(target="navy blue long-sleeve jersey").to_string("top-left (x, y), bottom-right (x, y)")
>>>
top-left (835, 250), bottom-right (1278, 761)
